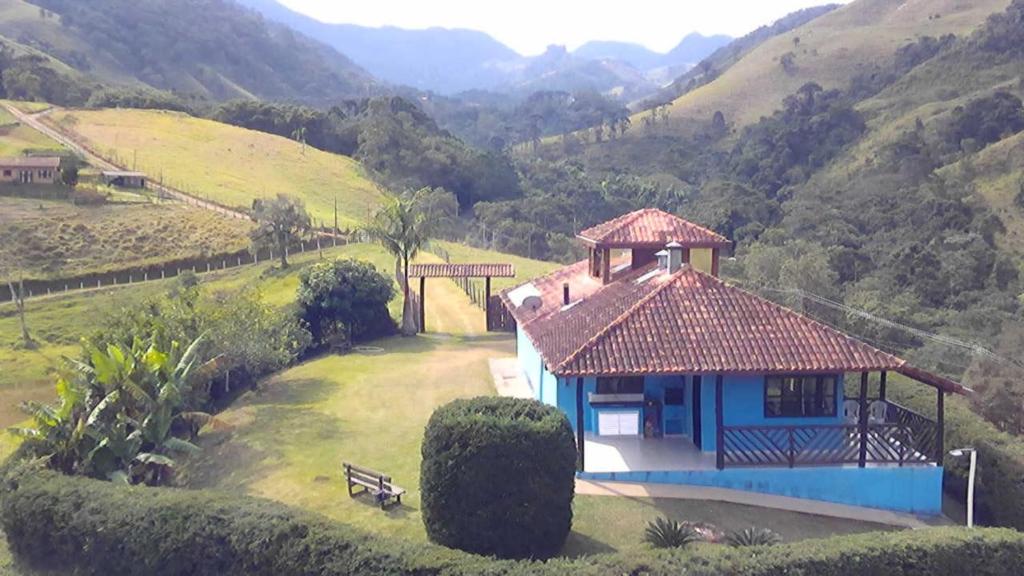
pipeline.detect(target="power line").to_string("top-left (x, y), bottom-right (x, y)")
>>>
top-left (747, 284), bottom-right (1024, 372)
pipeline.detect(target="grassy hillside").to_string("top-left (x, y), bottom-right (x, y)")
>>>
top-left (665, 0), bottom-right (1010, 127)
top-left (0, 105), bottom-right (63, 156)
top-left (47, 108), bottom-right (389, 225)
top-left (0, 241), bottom-right (555, 431)
top-left (0, 196), bottom-right (254, 279)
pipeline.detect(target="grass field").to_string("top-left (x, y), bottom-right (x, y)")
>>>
top-left (0, 196), bottom-right (254, 279)
top-left (46, 108), bottom-right (389, 225)
top-left (0, 106), bottom-right (64, 157)
top-left (0, 243), bottom-right (397, 434)
top-left (660, 0), bottom-right (1010, 128)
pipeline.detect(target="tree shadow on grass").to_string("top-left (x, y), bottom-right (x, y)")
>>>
top-left (184, 405), bottom-right (346, 491)
top-left (559, 531), bottom-right (619, 558)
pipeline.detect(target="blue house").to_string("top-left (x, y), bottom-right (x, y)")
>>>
top-left (500, 209), bottom-right (967, 514)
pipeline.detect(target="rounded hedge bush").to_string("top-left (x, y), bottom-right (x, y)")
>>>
top-left (420, 397), bottom-right (577, 559)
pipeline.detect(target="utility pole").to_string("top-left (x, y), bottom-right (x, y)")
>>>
top-left (8, 278), bottom-right (32, 347)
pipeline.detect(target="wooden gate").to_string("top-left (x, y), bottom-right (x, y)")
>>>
top-left (487, 295), bottom-right (516, 333)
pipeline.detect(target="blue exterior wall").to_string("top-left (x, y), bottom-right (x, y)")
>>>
top-left (578, 465), bottom-right (944, 514)
top-left (699, 374), bottom-right (846, 452)
top-left (542, 371), bottom-right (938, 515)
top-left (516, 327), bottom-right (557, 405)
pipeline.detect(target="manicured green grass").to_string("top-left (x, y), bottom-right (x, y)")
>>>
top-left (46, 108), bottom-right (389, 225)
top-left (0, 196), bottom-right (254, 280)
top-left (566, 494), bottom-right (890, 556)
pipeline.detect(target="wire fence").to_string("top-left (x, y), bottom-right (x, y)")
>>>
top-left (2, 234), bottom-right (349, 303)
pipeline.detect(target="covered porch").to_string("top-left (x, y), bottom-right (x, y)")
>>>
top-left (569, 370), bottom-right (954, 474)
top-left (584, 434), bottom-right (716, 473)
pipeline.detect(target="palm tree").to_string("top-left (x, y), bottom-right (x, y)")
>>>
top-left (364, 193), bottom-right (429, 335)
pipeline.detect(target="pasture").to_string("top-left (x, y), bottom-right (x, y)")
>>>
top-left (45, 108), bottom-right (389, 225)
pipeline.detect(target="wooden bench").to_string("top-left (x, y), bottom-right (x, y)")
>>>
top-left (342, 462), bottom-right (406, 509)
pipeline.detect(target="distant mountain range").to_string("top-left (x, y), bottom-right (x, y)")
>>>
top-left (234, 0), bottom-right (731, 98)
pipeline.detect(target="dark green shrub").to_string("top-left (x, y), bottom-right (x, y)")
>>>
top-left (643, 517), bottom-right (699, 549)
top-left (420, 397), bottom-right (576, 559)
top-left (2, 467), bottom-right (1024, 576)
top-left (296, 259), bottom-right (396, 349)
top-left (726, 527), bottom-right (782, 547)
top-left (0, 469), bottom-right (467, 576)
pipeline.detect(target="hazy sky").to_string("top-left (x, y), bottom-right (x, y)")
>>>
top-left (279, 0), bottom-right (849, 56)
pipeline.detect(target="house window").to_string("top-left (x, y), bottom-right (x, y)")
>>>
top-left (2, 170), bottom-right (10, 177)
top-left (765, 375), bottom-right (837, 418)
top-left (596, 376), bottom-right (644, 395)
top-left (664, 387), bottom-right (685, 406)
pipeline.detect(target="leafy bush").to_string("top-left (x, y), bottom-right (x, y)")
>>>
top-left (726, 527), bottom-right (782, 547)
top-left (296, 259), bottom-right (396, 349)
top-left (3, 469), bottom-right (1024, 576)
top-left (643, 517), bottom-right (699, 549)
top-left (92, 281), bottom-right (310, 405)
top-left (11, 337), bottom-right (210, 485)
top-left (420, 397), bottom-right (576, 559)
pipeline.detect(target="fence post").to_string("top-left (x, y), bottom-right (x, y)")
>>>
top-left (206, 262), bottom-right (211, 273)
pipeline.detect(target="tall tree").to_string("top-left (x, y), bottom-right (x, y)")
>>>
top-left (364, 192), bottom-right (430, 335)
top-left (250, 194), bottom-right (311, 268)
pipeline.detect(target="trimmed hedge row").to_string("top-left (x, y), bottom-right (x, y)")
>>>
top-left (420, 397), bottom-right (577, 559)
top-left (3, 468), bottom-right (1024, 576)
top-left (887, 374), bottom-right (1024, 530)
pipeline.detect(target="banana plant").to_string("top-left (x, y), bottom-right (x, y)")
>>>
top-left (9, 375), bottom-right (91, 475)
top-left (10, 334), bottom-right (215, 486)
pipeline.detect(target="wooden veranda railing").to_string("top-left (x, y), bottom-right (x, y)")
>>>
top-left (721, 403), bottom-right (939, 469)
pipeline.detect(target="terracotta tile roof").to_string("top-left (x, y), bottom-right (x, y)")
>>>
top-left (577, 208), bottom-right (730, 247)
top-left (409, 263), bottom-right (515, 278)
top-left (0, 156), bottom-right (61, 169)
top-left (502, 262), bottom-right (967, 394)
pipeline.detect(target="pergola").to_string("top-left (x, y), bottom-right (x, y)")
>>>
top-left (408, 263), bottom-right (515, 333)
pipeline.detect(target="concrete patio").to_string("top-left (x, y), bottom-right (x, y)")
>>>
top-left (584, 434), bottom-right (716, 473)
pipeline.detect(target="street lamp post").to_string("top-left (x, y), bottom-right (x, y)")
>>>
top-left (949, 448), bottom-right (977, 528)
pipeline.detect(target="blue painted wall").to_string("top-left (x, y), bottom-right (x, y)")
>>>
top-left (698, 374), bottom-right (846, 452)
top-left (578, 465), bottom-right (943, 514)
top-left (516, 327), bottom-right (557, 406)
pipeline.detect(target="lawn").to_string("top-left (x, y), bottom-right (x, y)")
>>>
top-left (0, 196), bottom-right (254, 280)
top-left (180, 250), bottom-right (891, 556)
top-left (45, 108), bottom-right (389, 225)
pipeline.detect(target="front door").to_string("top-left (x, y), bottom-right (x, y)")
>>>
top-left (691, 375), bottom-right (703, 449)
